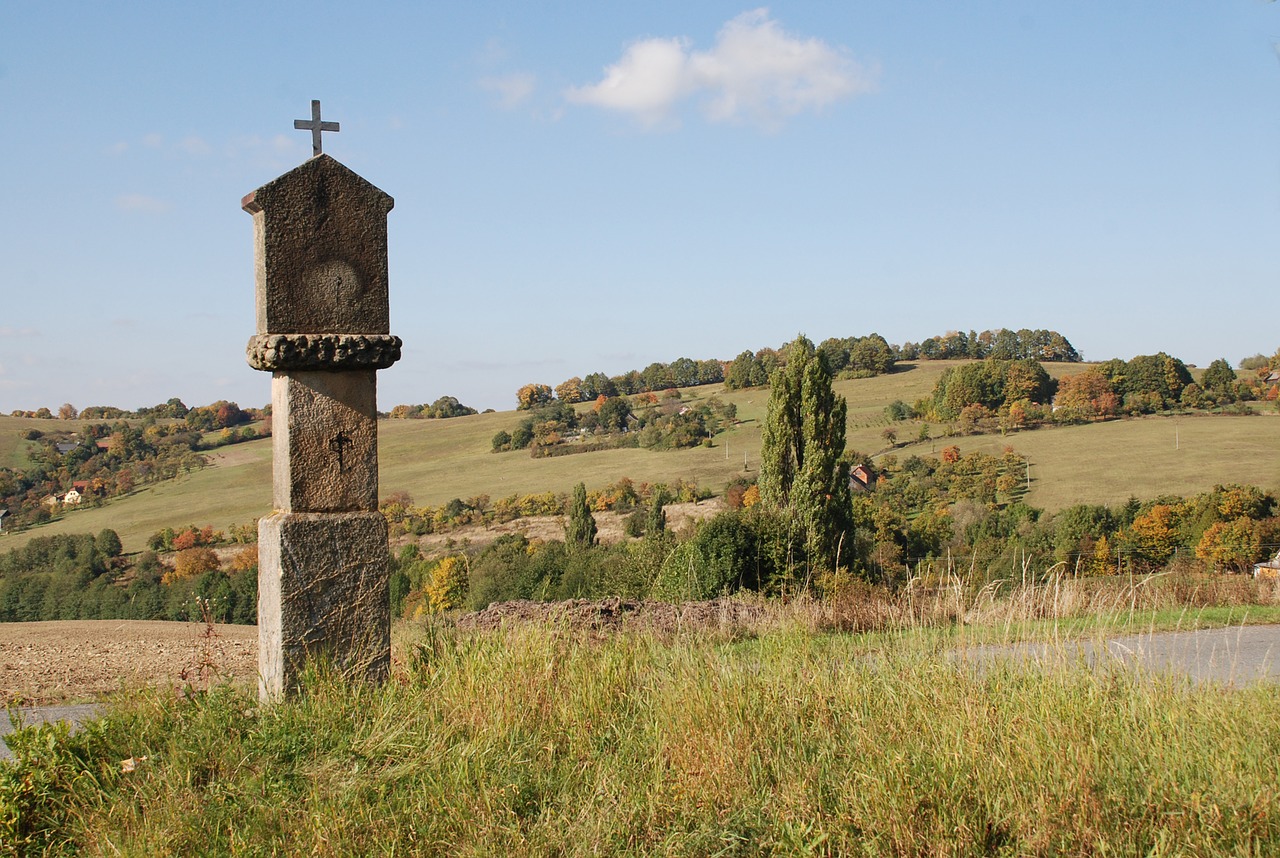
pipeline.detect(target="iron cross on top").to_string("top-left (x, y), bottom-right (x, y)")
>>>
top-left (294, 100), bottom-right (339, 157)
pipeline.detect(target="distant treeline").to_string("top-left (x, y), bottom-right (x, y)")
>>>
top-left (889, 352), bottom-right (1267, 438)
top-left (8, 398), bottom-right (263, 426)
top-left (515, 328), bottom-right (1080, 406)
top-left (898, 328), bottom-right (1080, 362)
top-left (387, 396), bottom-right (480, 420)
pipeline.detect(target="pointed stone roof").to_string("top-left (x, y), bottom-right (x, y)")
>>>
top-left (242, 155), bottom-right (394, 335)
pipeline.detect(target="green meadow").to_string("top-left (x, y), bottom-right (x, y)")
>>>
top-left (5, 361), bottom-right (1279, 553)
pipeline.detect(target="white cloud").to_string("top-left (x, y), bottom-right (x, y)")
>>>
top-left (142, 132), bottom-right (164, 148)
top-left (0, 326), bottom-right (38, 337)
top-left (178, 135), bottom-right (212, 156)
top-left (566, 38), bottom-right (691, 127)
top-left (115, 193), bottom-right (171, 214)
top-left (566, 8), bottom-right (875, 129)
top-left (480, 72), bottom-right (538, 109)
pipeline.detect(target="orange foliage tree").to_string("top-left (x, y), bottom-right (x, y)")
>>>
top-left (162, 547), bottom-right (221, 584)
top-left (515, 383), bottom-right (553, 410)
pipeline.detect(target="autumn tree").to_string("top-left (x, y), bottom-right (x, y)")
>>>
top-left (426, 555), bottom-right (468, 611)
top-left (515, 383), bottom-right (554, 410)
top-left (1123, 503), bottom-right (1183, 569)
top-left (555, 377), bottom-right (584, 404)
top-left (164, 547), bottom-right (221, 584)
top-left (58, 403), bottom-right (78, 420)
top-left (1195, 519), bottom-right (1261, 573)
top-left (759, 335), bottom-right (852, 576)
top-left (1054, 369), bottom-right (1120, 421)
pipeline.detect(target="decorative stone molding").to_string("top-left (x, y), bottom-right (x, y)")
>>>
top-left (246, 333), bottom-right (402, 371)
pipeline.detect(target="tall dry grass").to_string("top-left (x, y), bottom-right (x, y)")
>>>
top-left (5, 582), bottom-right (1280, 856)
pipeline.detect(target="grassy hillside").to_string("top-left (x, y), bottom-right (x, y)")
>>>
top-left (896, 412), bottom-right (1280, 511)
top-left (0, 415), bottom-right (101, 471)
top-left (5, 361), bottom-right (1279, 553)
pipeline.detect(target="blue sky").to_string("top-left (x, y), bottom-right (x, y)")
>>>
top-left (2, 2), bottom-right (1278, 414)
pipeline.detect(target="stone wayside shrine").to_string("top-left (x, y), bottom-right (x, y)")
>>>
top-left (243, 102), bottom-right (401, 701)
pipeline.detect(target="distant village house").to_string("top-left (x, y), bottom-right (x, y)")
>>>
top-left (850, 463), bottom-right (876, 493)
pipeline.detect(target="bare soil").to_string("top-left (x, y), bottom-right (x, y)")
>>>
top-left (0, 620), bottom-right (257, 705)
top-left (0, 592), bottom-right (762, 703)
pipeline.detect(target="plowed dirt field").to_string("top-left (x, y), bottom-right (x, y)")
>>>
top-left (0, 620), bottom-right (257, 704)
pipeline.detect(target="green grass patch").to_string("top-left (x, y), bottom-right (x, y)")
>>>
top-left (891, 411), bottom-right (1280, 511)
top-left (5, 618), bottom-right (1280, 855)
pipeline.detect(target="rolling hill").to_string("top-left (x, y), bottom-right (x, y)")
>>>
top-left (5, 360), bottom-right (1279, 553)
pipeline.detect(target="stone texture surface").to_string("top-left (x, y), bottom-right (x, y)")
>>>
top-left (246, 333), bottom-right (402, 371)
top-left (242, 154), bottom-right (394, 336)
top-left (272, 370), bottom-right (378, 513)
top-left (257, 512), bottom-right (390, 701)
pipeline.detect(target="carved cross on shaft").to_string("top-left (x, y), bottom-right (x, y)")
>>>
top-left (328, 432), bottom-right (353, 473)
top-left (294, 100), bottom-right (339, 157)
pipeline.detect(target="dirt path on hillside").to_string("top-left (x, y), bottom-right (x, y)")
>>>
top-left (399, 500), bottom-right (724, 554)
top-left (0, 620), bottom-right (257, 705)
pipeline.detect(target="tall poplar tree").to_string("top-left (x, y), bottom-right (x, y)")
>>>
top-left (565, 482), bottom-right (597, 549)
top-left (759, 335), bottom-right (852, 576)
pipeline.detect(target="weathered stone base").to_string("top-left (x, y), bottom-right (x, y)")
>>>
top-left (257, 511), bottom-right (389, 701)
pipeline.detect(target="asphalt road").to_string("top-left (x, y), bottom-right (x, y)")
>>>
top-left (4, 624), bottom-right (1279, 762)
top-left (2, 704), bottom-right (101, 762)
top-left (958, 624), bottom-right (1280, 684)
